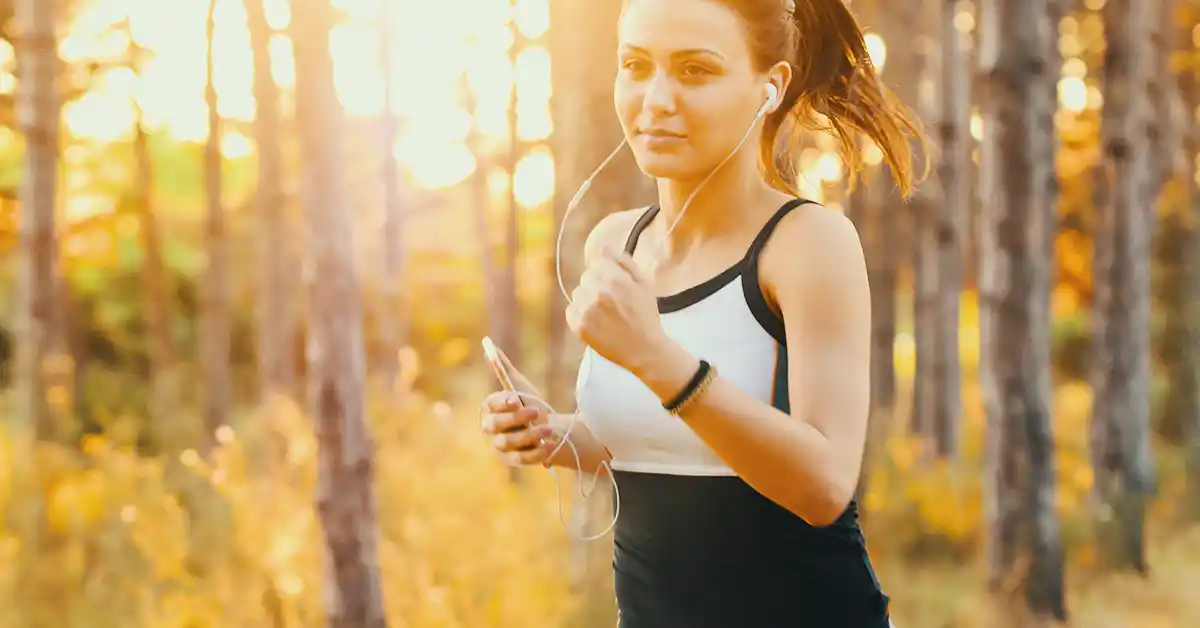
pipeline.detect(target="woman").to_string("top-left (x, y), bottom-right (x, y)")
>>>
top-left (480, 0), bottom-right (924, 625)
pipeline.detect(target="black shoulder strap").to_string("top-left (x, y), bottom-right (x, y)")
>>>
top-left (623, 205), bottom-right (660, 254)
top-left (741, 197), bottom-right (817, 345)
top-left (743, 197), bottom-right (814, 265)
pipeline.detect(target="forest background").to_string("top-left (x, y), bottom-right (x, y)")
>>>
top-left (3, 0), bottom-right (1200, 626)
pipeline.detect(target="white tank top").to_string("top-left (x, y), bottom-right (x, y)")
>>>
top-left (575, 199), bottom-right (807, 477)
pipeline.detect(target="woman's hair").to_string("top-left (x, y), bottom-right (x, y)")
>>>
top-left (719, 0), bottom-right (928, 198)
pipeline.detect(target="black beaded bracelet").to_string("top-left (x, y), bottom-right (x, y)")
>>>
top-left (663, 359), bottom-right (714, 415)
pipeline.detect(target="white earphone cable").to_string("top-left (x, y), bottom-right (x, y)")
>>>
top-left (479, 85), bottom-right (778, 542)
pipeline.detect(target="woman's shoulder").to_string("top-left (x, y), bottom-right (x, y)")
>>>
top-left (760, 201), bottom-right (867, 311)
top-left (583, 205), bottom-right (654, 266)
top-left (767, 200), bottom-right (862, 265)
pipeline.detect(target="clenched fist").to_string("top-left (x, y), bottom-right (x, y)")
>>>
top-left (566, 246), bottom-right (669, 375)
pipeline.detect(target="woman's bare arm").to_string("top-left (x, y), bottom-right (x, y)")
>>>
top-left (629, 207), bottom-right (872, 526)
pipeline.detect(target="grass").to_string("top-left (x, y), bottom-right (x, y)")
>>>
top-left (878, 523), bottom-right (1200, 627)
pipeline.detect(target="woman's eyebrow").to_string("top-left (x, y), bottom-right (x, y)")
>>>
top-left (619, 44), bottom-right (727, 61)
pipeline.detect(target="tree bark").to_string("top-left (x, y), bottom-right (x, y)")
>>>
top-left (12, 2), bottom-right (67, 624)
top-left (246, 0), bottom-right (297, 403)
top-left (201, 0), bottom-right (232, 452)
top-left (907, 0), bottom-right (940, 448)
top-left (932, 0), bottom-right (970, 458)
top-left (871, 0), bottom-right (920, 427)
top-left (978, 0), bottom-right (1067, 620)
top-left (463, 75), bottom-right (503, 361)
top-left (1178, 2), bottom-right (1200, 520)
top-left (848, 167), bottom-right (897, 499)
top-left (857, 0), bottom-right (907, 499)
top-left (1090, 0), bottom-right (1156, 575)
top-left (847, 0), bottom-right (898, 502)
top-left (290, 0), bottom-right (387, 624)
top-left (126, 18), bottom-right (177, 442)
top-left (498, 21), bottom-right (524, 368)
top-left (1150, 0), bottom-right (1191, 444)
top-left (976, 0), bottom-right (1002, 482)
top-left (376, 0), bottom-right (406, 386)
top-left (13, 0), bottom-right (60, 437)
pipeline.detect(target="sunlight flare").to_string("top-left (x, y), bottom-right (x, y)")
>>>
top-left (58, 0), bottom-right (554, 194)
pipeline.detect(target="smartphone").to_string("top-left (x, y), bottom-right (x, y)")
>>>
top-left (482, 336), bottom-right (537, 445)
top-left (481, 336), bottom-right (519, 398)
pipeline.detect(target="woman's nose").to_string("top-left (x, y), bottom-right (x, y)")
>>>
top-left (642, 73), bottom-right (677, 116)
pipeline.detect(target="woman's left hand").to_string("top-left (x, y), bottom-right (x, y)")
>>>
top-left (566, 246), bottom-right (668, 374)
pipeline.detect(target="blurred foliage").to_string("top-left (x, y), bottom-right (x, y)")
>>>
top-left (0, 375), bottom-right (582, 628)
top-left (0, 0), bottom-right (1198, 625)
top-left (2, 344), bottom-right (1200, 627)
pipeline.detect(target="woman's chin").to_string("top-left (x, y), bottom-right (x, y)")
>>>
top-left (631, 152), bottom-right (702, 181)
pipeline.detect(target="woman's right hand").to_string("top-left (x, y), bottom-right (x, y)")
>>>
top-left (479, 344), bottom-right (559, 467)
top-left (481, 392), bottom-right (559, 467)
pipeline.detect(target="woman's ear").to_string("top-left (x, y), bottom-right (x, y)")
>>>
top-left (766, 60), bottom-right (793, 115)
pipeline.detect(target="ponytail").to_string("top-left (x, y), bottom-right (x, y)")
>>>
top-left (759, 0), bottom-right (928, 198)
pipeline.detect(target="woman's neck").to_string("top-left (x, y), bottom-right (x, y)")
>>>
top-left (649, 156), bottom-right (780, 260)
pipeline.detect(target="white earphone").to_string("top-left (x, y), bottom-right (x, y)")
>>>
top-left (761, 82), bottom-right (780, 117)
top-left (484, 77), bottom-right (787, 543)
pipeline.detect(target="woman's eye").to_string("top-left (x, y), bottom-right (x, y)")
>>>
top-left (681, 64), bottom-right (711, 78)
top-left (622, 59), bottom-right (650, 74)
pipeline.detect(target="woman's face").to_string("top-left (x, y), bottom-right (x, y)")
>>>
top-left (614, 0), bottom-right (776, 181)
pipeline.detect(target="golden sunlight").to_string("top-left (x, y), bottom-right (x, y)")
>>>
top-left (815, 153), bottom-right (843, 183)
top-left (222, 131), bottom-right (254, 160)
top-left (863, 33), bottom-right (886, 72)
top-left (58, 0), bottom-right (554, 192)
top-left (1058, 76), bottom-right (1088, 113)
top-left (513, 146), bottom-right (555, 208)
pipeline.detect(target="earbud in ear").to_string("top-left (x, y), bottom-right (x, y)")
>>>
top-left (765, 83), bottom-right (779, 108)
top-left (757, 83), bottom-right (779, 118)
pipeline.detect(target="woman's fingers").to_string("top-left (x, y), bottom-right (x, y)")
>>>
top-left (501, 439), bottom-right (559, 467)
top-left (480, 387), bottom-right (558, 466)
top-left (484, 391), bottom-right (519, 414)
top-left (482, 406), bottom-right (544, 436)
top-left (492, 423), bottom-right (555, 453)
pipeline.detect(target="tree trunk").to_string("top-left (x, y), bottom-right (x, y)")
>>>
top-left (870, 209), bottom-right (898, 414)
top-left (1090, 0), bottom-right (1155, 575)
top-left (1145, 0), bottom-right (1174, 201)
top-left (13, 0), bottom-right (60, 437)
top-left (871, 0), bottom-right (918, 428)
top-left (930, 0), bottom-right (969, 459)
top-left (866, 179), bottom-right (898, 426)
top-left (1150, 0), bottom-right (1191, 446)
top-left (976, 1), bottom-right (1002, 485)
top-left (498, 21), bottom-right (524, 368)
top-left (847, 0), bottom-right (898, 501)
top-left (908, 0), bottom-right (967, 459)
top-left (126, 19), bottom-right (177, 442)
top-left (978, 0), bottom-right (1067, 620)
top-left (246, 0), bottom-right (296, 404)
top-left (201, 0), bottom-right (232, 452)
top-left (12, 1), bottom-right (65, 623)
top-left (848, 166), bottom-right (896, 498)
top-left (1179, 2), bottom-right (1200, 520)
top-left (463, 76), bottom-right (503, 359)
top-left (290, 0), bottom-right (387, 624)
top-left (908, 0), bottom-right (939, 447)
top-left (376, 0), bottom-right (406, 386)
